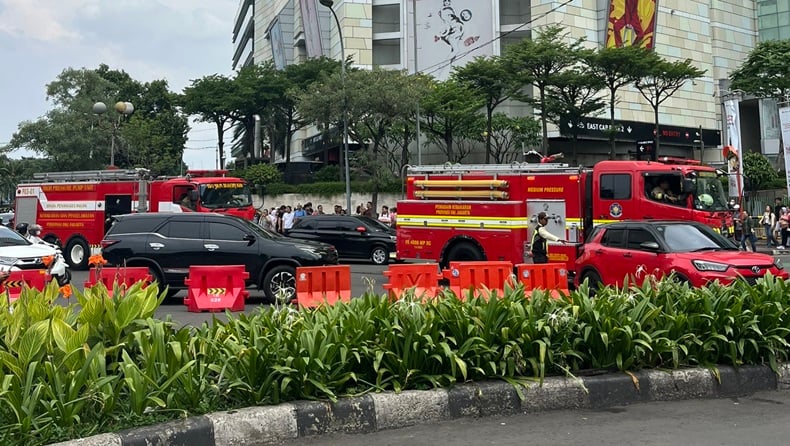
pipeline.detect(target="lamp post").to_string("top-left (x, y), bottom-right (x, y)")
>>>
top-left (319, 0), bottom-right (351, 215)
top-left (93, 101), bottom-right (134, 167)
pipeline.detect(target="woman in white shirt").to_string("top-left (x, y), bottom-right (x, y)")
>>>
top-left (759, 205), bottom-right (776, 247)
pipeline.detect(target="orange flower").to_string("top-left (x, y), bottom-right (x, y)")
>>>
top-left (60, 284), bottom-right (72, 298)
top-left (42, 256), bottom-right (54, 267)
top-left (89, 254), bottom-right (108, 267)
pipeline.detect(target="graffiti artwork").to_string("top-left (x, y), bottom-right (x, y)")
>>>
top-left (606, 0), bottom-right (658, 49)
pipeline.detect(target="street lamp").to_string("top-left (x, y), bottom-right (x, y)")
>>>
top-left (93, 101), bottom-right (134, 167)
top-left (319, 0), bottom-right (351, 215)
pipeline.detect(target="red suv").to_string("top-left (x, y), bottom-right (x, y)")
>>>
top-left (575, 220), bottom-right (788, 292)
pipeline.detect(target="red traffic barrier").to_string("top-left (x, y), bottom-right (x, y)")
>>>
top-left (0, 270), bottom-right (49, 302)
top-left (84, 266), bottom-right (151, 291)
top-left (295, 265), bottom-right (351, 309)
top-left (443, 261), bottom-right (514, 300)
top-left (382, 263), bottom-right (442, 301)
top-left (184, 265), bottom-right (249, 312)
top-left (515, 263), bottom-right (570, 298)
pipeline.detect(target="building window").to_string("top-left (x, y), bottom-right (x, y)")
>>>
top-left (373, 4), bottom-right (400, 34)
top-left (373, 38), bottom-right (401, 66)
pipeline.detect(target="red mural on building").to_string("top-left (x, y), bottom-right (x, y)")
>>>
top-left (606, 0), bottom-right (658, 49)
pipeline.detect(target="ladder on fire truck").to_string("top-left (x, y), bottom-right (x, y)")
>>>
top-left (407, 163), bottom-right (580, 200)
top-left (30, 169), bottom-right (148, 182)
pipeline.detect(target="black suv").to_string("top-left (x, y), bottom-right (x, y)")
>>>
top-left (285, 215), bottom-right (396, 265)
top-left (101, 213), bottom-right (338, 301)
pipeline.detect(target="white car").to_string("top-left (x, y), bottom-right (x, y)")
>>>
top-left (0, 226), bottom-right (64, 276)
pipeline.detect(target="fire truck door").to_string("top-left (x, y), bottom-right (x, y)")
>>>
top-left (594, 172), bottom-right (633, 222)
top-left (104, 195), bottom-right (132, 232)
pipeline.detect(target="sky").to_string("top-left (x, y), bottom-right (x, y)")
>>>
top-left (0, 0), bottom-right (238, 170)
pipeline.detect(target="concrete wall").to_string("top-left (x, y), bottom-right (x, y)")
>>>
top-left (254, 192), bottom-right (403, 214)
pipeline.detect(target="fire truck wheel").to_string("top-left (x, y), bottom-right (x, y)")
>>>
top-left (262, 265), bottom-right (296, 303)
top-left (443, 242), bottom-right (484, 267)
top-left (370, 246), bottom-right (389, 265)
top-left (580, 270), bottom-right (602, 296)
top-left (64, 237), bottom-right (90, 270)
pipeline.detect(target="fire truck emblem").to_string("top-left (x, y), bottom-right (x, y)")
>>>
top-left (609, 203), bottom-right (623, 218)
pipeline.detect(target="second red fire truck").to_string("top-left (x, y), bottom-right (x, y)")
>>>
top-left (15, 169), bottom-right (255, 269)
top-left (396, 158), bottom-right (733, 275)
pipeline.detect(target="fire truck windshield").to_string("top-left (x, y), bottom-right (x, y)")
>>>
top-left (691, 173), bottom-right (728, 211)
top-left (198, 183), bottom-right (253, 209)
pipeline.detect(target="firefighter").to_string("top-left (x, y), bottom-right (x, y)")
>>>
top-left (529, 212), bottom-right (567, 264)
top-left (651, 177), bottom-right (679, 203)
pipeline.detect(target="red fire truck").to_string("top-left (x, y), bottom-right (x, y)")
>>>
top-left (14, 169), bottom-right (255, 269)
top-left (396, 158), bottom-right (733, 275)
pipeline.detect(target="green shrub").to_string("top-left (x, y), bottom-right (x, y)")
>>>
top-left (3, 275), bottom-right (790, 444)
top-left (313, 165), bottom-right (341, 182)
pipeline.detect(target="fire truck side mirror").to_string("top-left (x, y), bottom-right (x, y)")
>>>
top-left (682, 179), bottom-right (696, 194)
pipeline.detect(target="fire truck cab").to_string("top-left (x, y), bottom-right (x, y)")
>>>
top-left (15, 169), bottom-right (254, 269)
top-left (396, 159), bottom-right (732, 276)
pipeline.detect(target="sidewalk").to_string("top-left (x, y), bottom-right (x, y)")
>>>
top-left (52, 364), bottom-right (790, 446)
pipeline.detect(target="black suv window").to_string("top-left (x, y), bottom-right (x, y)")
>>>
top-left (208, 222), bottom-right (245, 241)
top-left (108, 216), bottom-right (166, 235)
top-left (338, 220), bottom-right (359, 231)
top-left (601, 228), bottom-right (625, 248)
top-left (626, 228), bottom-right (657, 250)
top-left (294, 218), bottom-right (317, 230)
top-left (156, 220), bottom-right (202, 238)
top-left (317, 219), bottom-right (341, 230)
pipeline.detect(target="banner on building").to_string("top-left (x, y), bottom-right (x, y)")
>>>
top-left (413, 0), bottom-right (494, 80)
top-left (724, 98), bottom-right (744, 199)
top-left (606, 0), bottom-right (658, 48)
top-left (779, 106), bottom-right (790, 199)
top-left (301, 0), bottom-right (324, 58)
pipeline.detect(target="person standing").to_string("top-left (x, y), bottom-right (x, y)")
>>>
top-left (774, 198), bottom-right (784, 245)
top-left (378, 205), bottom-right (392, 225)
top-left (759, 205), bottom-right (776, 247)
top-left (282, 205), bottom-right (295, 231)
top-left (779, 208), bottom-right (790, 249)
top-left (740, 210), bottom-right (757, 252)
top-left (529, 212), bottom-right (567, 264)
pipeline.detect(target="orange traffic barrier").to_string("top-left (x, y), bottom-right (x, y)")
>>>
top-left (184, 265), bottom-right (249, 312)
top-left (382, 263), bottom-right (442, 301)
top-left (443, 261), bottom-right (514, 300)
top-left (295, 265), bottom-right (351, 309)
top-left (0, 270), bottom-right (49, 302)
top-left (515, 263), bottom-right (570, 298)
top-left (84, 266), bottom-right (151, 290)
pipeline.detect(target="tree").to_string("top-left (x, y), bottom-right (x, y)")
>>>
top-left (504, 25), bottom-right (586, 154)
top-left (731, 39), bottom-right (790, 171)
top-left (743, 152), bottom-right (779, 192)
top-left (228, 63), bottom-right (287, 165)
top-left (635, 58), bottom-right (705, 154)
top-left (297, 68), bottom-right (427, 208)
top-left (730, 39), bottom-right (790, 100)
top-left (420, 78), bottom-right (485, 162)
top-left (275, 58), bottom-right (342, 174)
top-left (587, 45), bottom-right (656, 159)
top-left (7, 65), bottom-right (188, 175)
top-left (545, 68), bottom-right (606, 164)
top-left (181, 74), bottom-right (237, 169)
top-left (485, 114), bottom-right (541, 164)
top-left (452, 56), bottom-right (518, 163)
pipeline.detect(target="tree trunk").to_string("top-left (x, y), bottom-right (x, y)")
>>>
top-left (485, 106), bottom-right (493, 164)
top-left (215, 118), bottom-right (225, 170)
top-left (609, 89), bottom-right (617, 160)
top-left (654, 105), bottom-right (660, 157)
top-left (540, 86), bottom-right (548, 155)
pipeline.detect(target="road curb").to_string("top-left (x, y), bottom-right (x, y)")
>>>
top-left (50, 364), bottom-right (790, 446)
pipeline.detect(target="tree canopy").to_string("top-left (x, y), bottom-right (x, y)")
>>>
top-left (730, 39), bottom-right (790, 100)
top-left (6, 65), bottom-right (188, 176)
